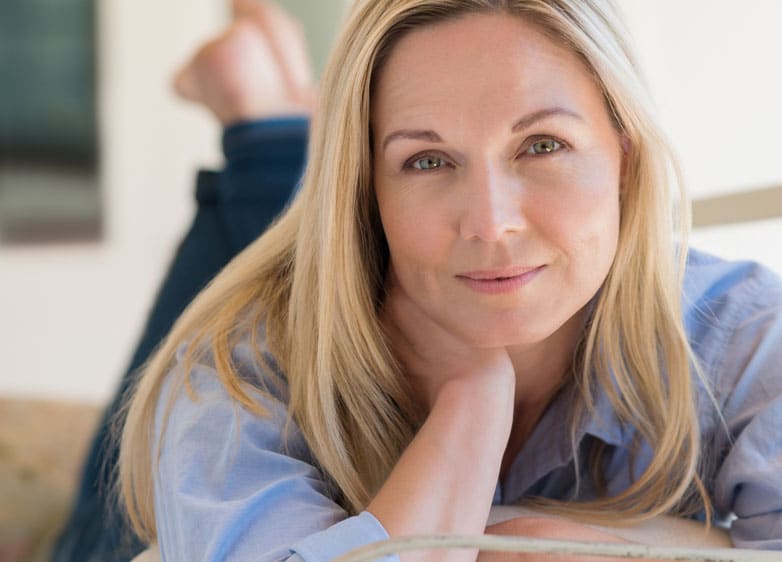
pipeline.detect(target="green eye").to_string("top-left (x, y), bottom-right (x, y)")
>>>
top-left (411, 156), bottom-right (445, 170)
top-left (527, 139), bottom-right (563, 155)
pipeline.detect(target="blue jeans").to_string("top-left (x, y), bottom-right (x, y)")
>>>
top-left (50, 119), bottom-right (308, 562)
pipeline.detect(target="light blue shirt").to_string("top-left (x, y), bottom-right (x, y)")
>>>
top-left (152, 248), bottom-right (782, 560)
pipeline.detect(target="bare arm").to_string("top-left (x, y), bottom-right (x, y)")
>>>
top-left (368, 375), bottom-right (514, 562)
top-left (367, 279), bottom-right (516, 562)
top-left (479, 507), bottom-right (731, 561)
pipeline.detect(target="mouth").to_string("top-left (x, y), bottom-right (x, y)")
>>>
top-left (455, 265), bottom-right (546, 294)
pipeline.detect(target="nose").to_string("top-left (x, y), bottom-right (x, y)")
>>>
top-left (458, 163), bottom-right (527, 241)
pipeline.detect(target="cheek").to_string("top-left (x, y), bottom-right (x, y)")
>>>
top-left (532, 155), bottom-right (621, 268)
top-left (376, 187), bottom-right (451, 277)
top-left (567, 185), bottom-right (619, 254)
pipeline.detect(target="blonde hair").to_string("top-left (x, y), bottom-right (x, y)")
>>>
top-left (119, 0), bottom-right (709, 542)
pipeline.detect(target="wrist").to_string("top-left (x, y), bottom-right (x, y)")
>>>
top-left (434, 364), bottom-right (515, 410)
top-left (430, 374), bottom-right (515, 447)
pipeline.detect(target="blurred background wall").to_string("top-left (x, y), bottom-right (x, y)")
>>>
top-left (621, 0), bottom-right (782, 268)
top-left (0, 0), bottom-right (780, 406)
top-left (0, 0), bottom-right (229, 403)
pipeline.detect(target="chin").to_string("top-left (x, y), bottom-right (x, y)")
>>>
top-left (445, 308), bottom-right (561, 349)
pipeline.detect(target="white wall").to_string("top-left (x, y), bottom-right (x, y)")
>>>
top-left (618, 0), bottom-right (782, 271)
top-left (277, 0), bottom-right (348, 74)
top-left (1, 1), bottom-right (780, 405)
top-left (620, 0), bottom-right (782, 198)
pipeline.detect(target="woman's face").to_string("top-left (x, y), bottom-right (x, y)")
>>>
top-left (372, 13), bottom-right (625, 349)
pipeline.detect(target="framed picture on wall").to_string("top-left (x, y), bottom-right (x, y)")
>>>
top-left (0, 0), bottom-right (101, 244)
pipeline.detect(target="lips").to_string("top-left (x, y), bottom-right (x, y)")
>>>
top-left (457, 265), bottom-right (543, 280)
top-left (455, 265), bottom-right (546, 294)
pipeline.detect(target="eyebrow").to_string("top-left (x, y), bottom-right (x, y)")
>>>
top-left (381, 129), bottom-right (443, 152)
top-left (380, 106), bottom-right (584, 153)
top-left (511, 106), bottom-right (584, 132)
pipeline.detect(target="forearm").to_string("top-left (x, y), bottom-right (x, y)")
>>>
top-left (595, 515), bottom-right (730, 548)
top-left (479, 509), bottom-right (731, 561)
top-left (368, 376), bottom-right (515, 562)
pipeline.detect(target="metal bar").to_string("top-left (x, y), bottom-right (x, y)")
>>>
top-left (333, 534), bottom-right (780, 562)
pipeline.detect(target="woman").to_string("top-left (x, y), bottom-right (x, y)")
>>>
top-left (119, 0), bottom-right (782, 560)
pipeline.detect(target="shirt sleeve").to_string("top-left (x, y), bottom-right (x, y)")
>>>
top-left (707, 263), bottom-right (782, 549)
top-left (152, 353), bottom-right (397, 562)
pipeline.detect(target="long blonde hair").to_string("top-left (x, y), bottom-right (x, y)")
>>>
top-left (120, 0), bottom-right (709, 542)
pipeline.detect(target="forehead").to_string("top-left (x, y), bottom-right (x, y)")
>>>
top-left (371, 13), bottom-right (604, 130)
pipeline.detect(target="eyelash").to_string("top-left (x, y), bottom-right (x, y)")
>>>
top-left (521, 136), bottom-right (568, 157)
top-left (402, 152), bottom-right (453, 172)
top-left (402, 136), bottom-right (569, 172)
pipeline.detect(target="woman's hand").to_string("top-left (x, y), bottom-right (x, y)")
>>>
top-left (478, 510), bottom-right (730, 561)
top-left (381, 270), bottom-right (515, 411)
top-left (367, 273), bottom-right (516, 561)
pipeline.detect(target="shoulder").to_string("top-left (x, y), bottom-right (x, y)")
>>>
top-left (682, 248), bottom-right (782, 440)
top-left (150, 340), bottom-right (380, 559)
top-left (683, 251), bottom-right (782, 545)
top-left (153, 336), bottom-right (319, 491)
top-left (158, 336), bottom-right (295, 443)
top-left (682, 247), bottom-right (782, 374)
top-left (682, 247), bottom-right (782, 317)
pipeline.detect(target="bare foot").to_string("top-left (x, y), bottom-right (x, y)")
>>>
top-left (231, 0), bottom-right (314, 106)
top-left (173, 0), bottom-right (315, 125)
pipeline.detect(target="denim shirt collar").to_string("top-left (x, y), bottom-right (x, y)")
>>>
top-left (500, 379), bottom-right (632, 504)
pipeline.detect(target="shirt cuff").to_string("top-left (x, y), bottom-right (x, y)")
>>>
top-left (222, 117), bottom-right (309, 163)
top-left (218, 117), bottom-right (309, 202)
top-left (290, 511), bottom-right (399, 562)
top-left (729, 511), bottom-right (782, 550)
